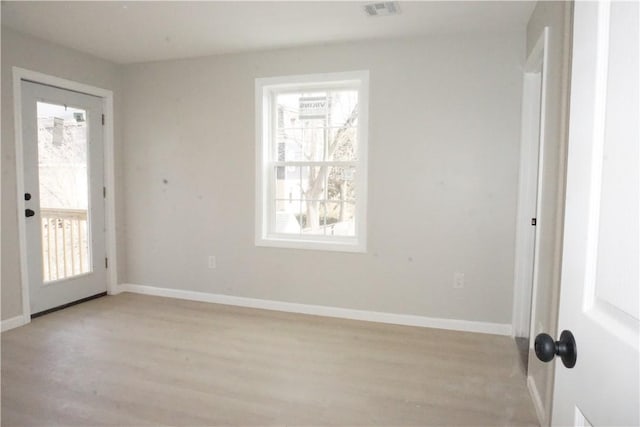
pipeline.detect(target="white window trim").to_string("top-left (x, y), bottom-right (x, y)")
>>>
top-left (255, 70), bottom-right (369, 253)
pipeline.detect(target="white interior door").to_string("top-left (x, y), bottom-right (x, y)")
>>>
top-left (21, 80), bottom-right (107, 315)
top-left (549, 1), bottom-right (639, 425)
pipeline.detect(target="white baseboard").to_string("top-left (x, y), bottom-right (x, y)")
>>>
top-left (1, 315), bottom-right (29, 332)
top-left (527, 374), bottom-right (547, 426)
top-left (117, 283), bottom-right (512, 336)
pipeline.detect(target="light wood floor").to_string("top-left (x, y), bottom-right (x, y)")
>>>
top-left (2, 293), bottom-right (538, 426)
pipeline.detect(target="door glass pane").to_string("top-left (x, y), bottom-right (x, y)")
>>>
top-left (37, 102), bottom-right (91, 282)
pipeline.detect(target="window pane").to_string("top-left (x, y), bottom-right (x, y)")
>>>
top-left (327, 166), bottom-right (356, 203)
top-left (277, 92), bottom-right (328, 126)
top-left (275, 200), bottom-right (302, 234)
top-left (325, 201), bottom-right (355, 237)
top-left (277, 92), bottom-right (328, 162)
top-left (328, 90), bottom-right (358, 128)
top-left (300, 201), bottom-right (326, 236)
top-left (278, 128), bottom-right (327, 162)
top-left (302, 127), bottom-right (326, 161)
top-left (37, 102), bottom-right (92, 282)
top-left (277, 129), bottom-right (302, 161)
top-left (328, 127), bottom-right (358, 161)
top-left (300, 166), bottom-right (327, 201)
top-left (275, 166), bottom-right (302, 200)
top-left (276, 90), bottom-right (359, 162)
top-left (276, 94), bottom-right (299, 128)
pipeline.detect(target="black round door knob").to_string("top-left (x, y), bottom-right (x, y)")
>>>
top-left (25, 208), bottom-right (35, 218)
top-left (534, 330), bottom-right (577, 369)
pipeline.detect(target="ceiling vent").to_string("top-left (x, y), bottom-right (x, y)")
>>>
top-left (363, 1), bottom-right (401, 17)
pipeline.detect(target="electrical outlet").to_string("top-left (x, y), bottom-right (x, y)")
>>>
top-left (453, 272), bottom-right (465, 289)
top-left (208, 256), bottom-right (216, 269)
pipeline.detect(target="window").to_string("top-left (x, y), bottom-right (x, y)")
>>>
top-left (255, 71), bottom-right (368, 252)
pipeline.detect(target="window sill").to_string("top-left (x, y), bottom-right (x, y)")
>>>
top-left (255, 236), bottom-right (366, 253)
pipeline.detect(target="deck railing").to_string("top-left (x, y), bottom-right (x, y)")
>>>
top-left (40, 208), bottom-right (89, 282)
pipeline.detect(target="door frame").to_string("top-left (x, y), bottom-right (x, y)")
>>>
top-left (512, 28), bottom-right (549, 339)
top-left (12, 67), bottom-right (118, 323)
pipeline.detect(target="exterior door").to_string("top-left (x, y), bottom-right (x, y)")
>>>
top-left (21, 80), bottom-right (107, 315)
top-left (550, 1), bottom-right (639, 425)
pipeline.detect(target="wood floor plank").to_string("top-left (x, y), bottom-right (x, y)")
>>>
top-left (1, 293), bottom-right (538, 426)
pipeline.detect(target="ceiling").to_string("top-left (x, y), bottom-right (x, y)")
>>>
top-left (1, 1), bottom-right (535, 64)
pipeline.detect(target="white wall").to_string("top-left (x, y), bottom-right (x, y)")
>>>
top-left (525, 2), bottom-right (573, 424)
top-left (1, 27), bottom-right (125, 320)
top-left (121, 33), bottom-right (525, 326)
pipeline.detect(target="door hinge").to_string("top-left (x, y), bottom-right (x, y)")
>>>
top-left (105, 257), bottom-right (108, 269)
top-left (531, 218), bottom-right (537, 226)
top-left (103, 186), bottom-right (106, 198)
top-left (102, 114), bottom-right (105, 125)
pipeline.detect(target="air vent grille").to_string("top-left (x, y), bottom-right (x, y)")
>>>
top-left (364, 1), bottom-right (401, 17)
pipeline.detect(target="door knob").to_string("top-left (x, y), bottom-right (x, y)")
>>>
top-left (25, 209), bottom-right (35, 218)
top-left (24, 193), bottom-right (32, 201)
top-left (534, 330), bottom-right (577, 368)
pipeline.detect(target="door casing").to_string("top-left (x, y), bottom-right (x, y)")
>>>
top-left (512, 29), bottom-right (549, 344)
top-left (12, 67), bottom-right (118, 324)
